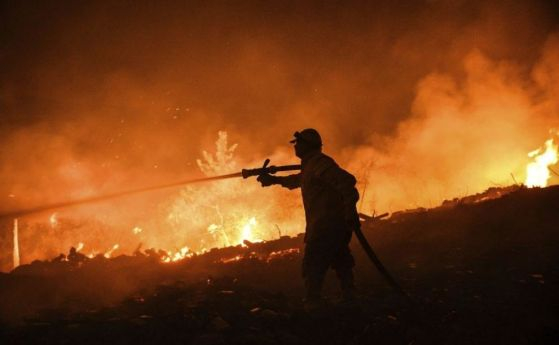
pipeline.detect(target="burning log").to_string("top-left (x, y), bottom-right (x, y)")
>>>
top-left (359, 212), bottom-right (389, 228)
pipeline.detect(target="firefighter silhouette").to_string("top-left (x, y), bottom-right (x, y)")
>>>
top-left (258, 129), bottom-right (360, 307)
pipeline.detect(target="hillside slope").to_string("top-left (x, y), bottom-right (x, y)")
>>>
top-left (1, 186), bottom-right (558, 344)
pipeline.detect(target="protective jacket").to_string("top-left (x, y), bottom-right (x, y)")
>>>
top-left (275, 151), bottom-right (360, 243)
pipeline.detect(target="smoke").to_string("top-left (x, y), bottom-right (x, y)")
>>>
top-left (1, 0), bottom-right (558, 270)
top-left (348, 43), bottom-right (559, 213)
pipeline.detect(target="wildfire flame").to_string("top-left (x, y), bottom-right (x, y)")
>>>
top-left (159, 217), bottom-right (263, 264)
top-left (161, 246), bottom-right (193, 263)
top-left (525, 138), bottom-right (558, 188)
top-left (240, 217), bottom-right (261, 245)
top-left (166, 131), bottom-right (302, 253)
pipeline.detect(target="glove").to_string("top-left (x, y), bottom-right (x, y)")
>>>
top-left (257, 173), bottom-right (278, 187)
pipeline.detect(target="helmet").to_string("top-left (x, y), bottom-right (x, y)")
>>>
top-left (289, 128), bottom-right (322, 148)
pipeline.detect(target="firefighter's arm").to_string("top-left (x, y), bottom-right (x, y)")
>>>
top-left (257, 173), bottom-right (301, 190)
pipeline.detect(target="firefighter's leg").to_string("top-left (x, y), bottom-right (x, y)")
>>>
top-left (304, 272), bottom-right (326, 301)
top-left (302, 243), bottom-right (329, 302)
top-left (332, 245), bottom-right (356, 300)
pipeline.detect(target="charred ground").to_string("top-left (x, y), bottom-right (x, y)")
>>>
top-left (1, 186), bottom-right (558, 345)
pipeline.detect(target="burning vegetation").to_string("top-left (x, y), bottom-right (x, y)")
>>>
top-left (4, 129), bottom-right (558, 271)
top-left (165, 132), bottom-right (303, 253)
top-left (1, 132), bottom-right (306, 271)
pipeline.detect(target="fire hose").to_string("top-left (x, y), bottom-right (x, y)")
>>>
top-left (0, 159), bottom-right (300, 219)
top-left (357, 212), bottom-right (407, 296)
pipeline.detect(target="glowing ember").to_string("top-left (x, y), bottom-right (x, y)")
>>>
top-left (103, 244), bottom-right (120, 258)
top-left (76, 242), bottom-right (84, 252)
top-left (266, 248), bottom-right (300, 262)
top-left (525, 139), bottom-right (558, 188)
top-left (219, 255), bottom-right (244, 263)
top-left (49, 213), bottom-right (58, 227)
top-left (132, 226), bottom-right (143, 235)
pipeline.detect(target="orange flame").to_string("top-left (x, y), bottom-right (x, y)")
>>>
top-left (161, 246), bottom-right (193, 263)
top-left (525, 138), bottom-right (558, 187)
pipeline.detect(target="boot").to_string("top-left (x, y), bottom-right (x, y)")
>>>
top-left (304, 275), bottom-right (326, 312)
top-left (336, 268), bottom-right (356, 302)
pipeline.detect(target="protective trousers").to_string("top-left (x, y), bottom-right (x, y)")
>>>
top-left (302, 238), bottom-right (355, 301)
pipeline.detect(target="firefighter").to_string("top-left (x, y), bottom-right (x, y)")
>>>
top-left (257, 129), bottom-right (360, 308)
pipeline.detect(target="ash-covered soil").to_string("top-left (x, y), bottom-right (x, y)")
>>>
top-left (1, 186), bottom-right (558, 345)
